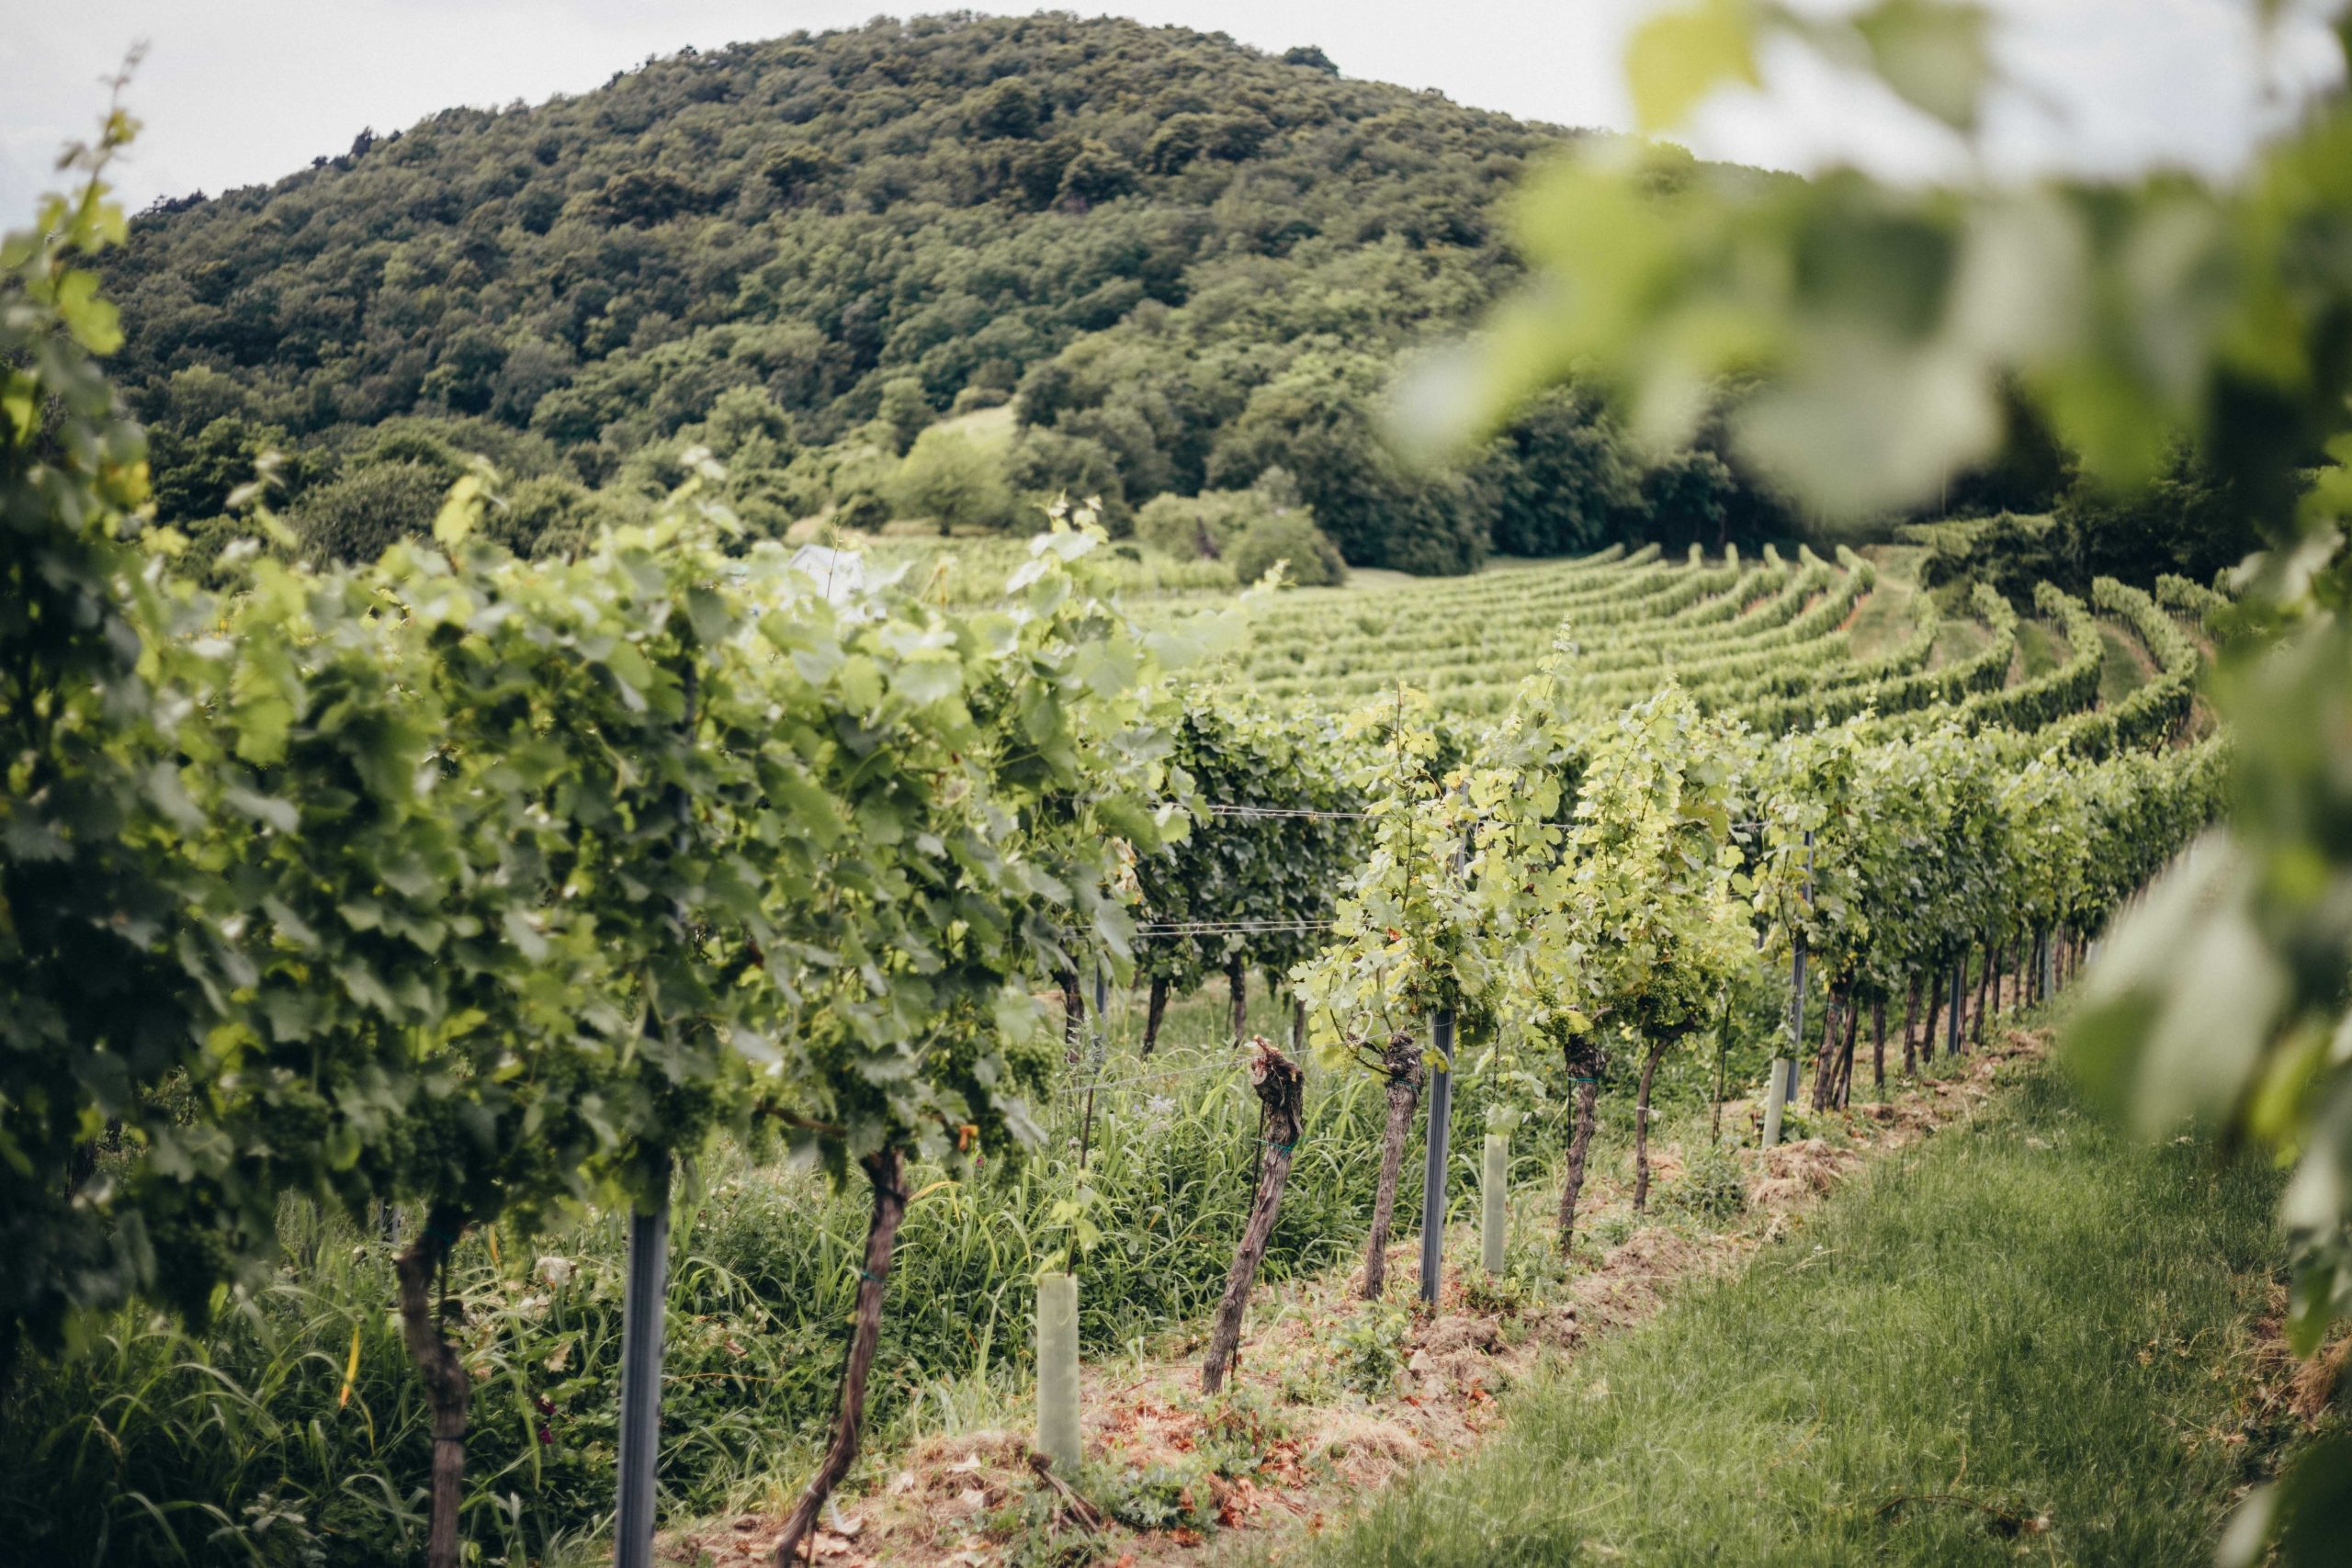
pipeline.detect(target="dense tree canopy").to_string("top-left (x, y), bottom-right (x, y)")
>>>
top-left (102, 13), bottom-right (1823, 577)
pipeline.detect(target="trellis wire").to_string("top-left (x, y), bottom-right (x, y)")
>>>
top-left (1201, 803), bottom-right (1379, 821)
top-left (1135, 919), bottom-right (1334, 936)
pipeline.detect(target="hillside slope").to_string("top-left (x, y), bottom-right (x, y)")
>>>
top-left (103, 14), bottom-right (1811, 575)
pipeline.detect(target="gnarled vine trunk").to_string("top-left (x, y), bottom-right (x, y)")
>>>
top-left (1633, 1030), bottom-right (1682, 1214)
top-left (1918, 970), bottom-right (1942, 1074)
top-left (1556, 1033), bottom-right (1604, 1254)
top-left (1360, 1031), bottom-right (1423, 1301)
top-left (1141, 976), bottom-right (1170, 1056)
top-left (1711, 1015), bottom-right (1730, 1144)
top-left (1204, 1038), bottom-right (1305, 1393)
top-left (1834, 996), bottom-right (1860, 1107)
top-left (775, 1148), bottom-right (907, 1565)
top-left (394, 1204), bottom-right (471, 1568)
top-left (1871, 996), bottom-right (1887, 1095)
top-left (1903, 978), bottom-right (1918, 1077)
top-left (1810, 989), bottom-right (1844, 1111)
top-left (1227, 953), bottom-right (1247, 1046)
top-left (1973, 939), bottom-right (1992, 1045)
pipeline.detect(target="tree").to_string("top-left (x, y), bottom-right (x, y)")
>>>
top-left (890, 426), bottom-right (1014, 532)
top-left (1148, 114), bottom-right (1219, 174)
top-left (1481, 389), bottom-right (1644, 557)
top-left (874, 375), bottom-right (931, 457)
top-left (969, 77), bottom-right (1043, 140)
top-left (289, 457), bottom-right (447, 563)
top-left (1006, 425), bottom-right (1125, 513)
top-left (1639, 447), bottom-right (1736, 552)
top-left (1056, 140), bottom-right (1139, 209)
top-left (145, 413), bottom-right (317, 525)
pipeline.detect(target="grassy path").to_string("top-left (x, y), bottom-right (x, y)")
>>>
top-left (1300, 1063), bottom-right (2283, 1567)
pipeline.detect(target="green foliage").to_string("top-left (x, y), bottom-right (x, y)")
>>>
top-left (1917, 445), bottom-right (2256, 598)
top-left (1198, 1384), bottom-right (1289, 1477)
top-left (1134, 699), bottom-right (1366, 996)
top-left (286, 455), bottom-right (447, 561)
top-left (145, 414), bottom-right (327, 524)
top-left (1134, 470), bottom-right (1310, 565)
top-left (5, 132), bottom-right (1199, 1567)
top-left (874, 376), bottom-right (932, 457)
top-left (1334, 1301), bottom-right (1413, 1395)
top-left (1441, 7), bottom-right (2352, 1546)
top-left (0, 103), bottom-right (253, 1383)
top-left (1227, 511), bottom-right (1347, 588)
top-left (1662, 1142), bottom-right (1747, 1222)
top-left (104, 17), bottom-right (1570, 570)
top-left (890, 425), bottom-right (1016, 533)
top-left (102, 15), bottom-right (1837, 577)
top-left (1090, 1455), bottom-right (1216, 1533)
top-left (1477, 388), bottom-right (1645, 557)
top-left (1458, 1262), bottom-right (1531, 1316)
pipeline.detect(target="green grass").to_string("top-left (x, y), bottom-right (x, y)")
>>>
top-left (927, 401), bottom-right (1018, 452)
top-left (1840, 575), bottom-right (1917, 662)
top-left (8, 976), bottom-right (1803, 1568)
top-left (1928, 615), bottom-right (1993, 673)
top-left (2015, 616), bottom-right (2065, 680)
top-left (1302, 1060), bottom-right (2285, 1567)
top-left (2098, 623), bottom-right (2151, 706)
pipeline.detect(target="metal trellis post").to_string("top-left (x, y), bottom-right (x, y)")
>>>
top-left (1418, 1005), bottom-right (1454, 1306)
top-left (1768, 829), bottom-right (1814, 1149)
top-left (615, 1151), bottom-right (673, 1568)
top-left (1419, 802), bottom-right (1472, 1308)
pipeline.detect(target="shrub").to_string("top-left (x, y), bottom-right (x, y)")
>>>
top-left (1135, 471), bottom-right (1335, 579)
top-left (1134, 490), bottom-right (1246, 560)
top-left (1334, 1302), bottom-right (1412, 1395)
top-left (1229, 512), bottom-right (1346, 587)
top-left (1089, 1457), bottom-right (1215, 1532)
top-left (1664, 1143), bottom-right (1749, 1223)
top-left (1199, 1386), bottom-right (1288, 1478)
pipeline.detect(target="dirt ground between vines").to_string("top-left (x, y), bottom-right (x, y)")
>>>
top-left (666, 1034), bottom-right (2043, 1568)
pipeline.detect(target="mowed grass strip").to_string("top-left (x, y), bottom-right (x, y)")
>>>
top-left (1303, 1061), bottom-right (2281, 1567)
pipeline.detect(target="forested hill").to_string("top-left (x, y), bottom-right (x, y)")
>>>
top-left (105, 12), bottom-right (1796, 575)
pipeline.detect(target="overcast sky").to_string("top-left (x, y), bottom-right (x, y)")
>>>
top-left (1, 1), bottom-right (2344, 220)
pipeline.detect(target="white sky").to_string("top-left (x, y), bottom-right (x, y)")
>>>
top-left (0, 1), bottom-right (2343, 220)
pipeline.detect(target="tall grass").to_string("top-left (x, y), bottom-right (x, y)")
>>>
top-left (1302, 1062), bottom-right (2288, 1567)
top-left (5, 982), bottom-right (1791, 1567)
